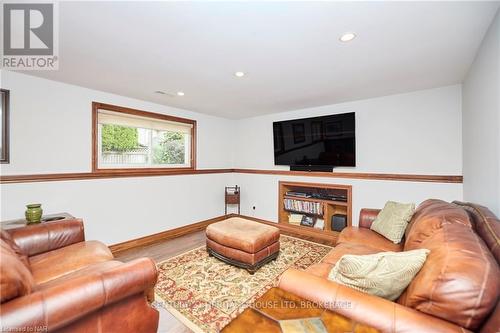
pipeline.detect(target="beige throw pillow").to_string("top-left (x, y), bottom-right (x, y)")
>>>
top-left (328, 249), bottom-right (430, 301)
top-left (370, 201), bottom-right (416, 243)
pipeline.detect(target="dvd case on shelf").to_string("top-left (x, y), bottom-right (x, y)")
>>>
top-left (284, 198), bottom-right (323, 215)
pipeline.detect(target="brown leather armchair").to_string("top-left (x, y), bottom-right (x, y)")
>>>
top-left (279, 200), bottom-right (500, 333)
top-left (0, 219), bottom-right (159, 333)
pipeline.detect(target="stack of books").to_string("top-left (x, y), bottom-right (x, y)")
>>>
top-left (288, 213), bottom-right (303, 226)
top-left (284, 199), bottom-right (323, 215)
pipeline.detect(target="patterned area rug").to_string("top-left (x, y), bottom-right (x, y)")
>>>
top-left (154, 235), bottom-right (332, 333)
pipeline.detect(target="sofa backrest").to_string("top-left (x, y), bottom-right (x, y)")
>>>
top-left (452, 201), bottom-right (500, 333)
top-left (0, 239), bottom-right (35, 303)
top-left (0, 229), bottom-right (30, 269)
top-left (398, 199), bottom-right (499, 331)
top-left (453, 201), bottom-right (500, 264)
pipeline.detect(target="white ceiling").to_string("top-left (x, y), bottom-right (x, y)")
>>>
top-left (23, 1), bottom-right (499, 119)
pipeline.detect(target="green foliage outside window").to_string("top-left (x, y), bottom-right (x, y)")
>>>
top-left (101, 124), bottom-right (139, 152)
top-left (153, 131), bottom-right (185, 164)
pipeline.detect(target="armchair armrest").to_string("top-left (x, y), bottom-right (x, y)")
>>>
top-left (6, 219), bottom-right (84, 256)
top-left (0, 258), bottom-right (157, 332)
top-left (278, 269), bottom-right (470, 333)
top-left (358, 208), bottom-right (381, 228)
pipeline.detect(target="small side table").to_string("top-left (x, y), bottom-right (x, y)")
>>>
top-left (1, 212), bottom-right (75, 230)
top-left (225, 185), bottom-right (240, 215)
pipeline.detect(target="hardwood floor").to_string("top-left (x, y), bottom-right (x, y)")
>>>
top-left (115, 230), bottom-right (206, 333)
top-left (115, 230), bottom-right (206, 263)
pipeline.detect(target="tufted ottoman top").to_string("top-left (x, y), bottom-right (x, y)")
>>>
top-left (206, 217), bottom-right (280, 253)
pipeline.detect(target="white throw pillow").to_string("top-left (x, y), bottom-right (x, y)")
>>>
top-left (328, 249), bottom-right (430, 301)
top-left (370, 201), bottom-right (416, 244)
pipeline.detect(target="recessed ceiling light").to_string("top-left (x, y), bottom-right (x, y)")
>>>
top-left (234, 71), bottom-right (245, 77)
top-left (339, 32), bottom-right (356, 42)
top-left (177, 91), bottom-right (185, 96)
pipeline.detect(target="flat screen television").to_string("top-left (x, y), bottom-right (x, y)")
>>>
top-left (273, 112), bottom-right (355, 170)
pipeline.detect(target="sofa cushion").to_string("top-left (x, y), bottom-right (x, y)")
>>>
top-left (0, 240), bottom-right (35, 303)
top-left (1, 229), bottom-right (30, 270)
top-left (37, 260), bottom-right (123, 290)
top-left (337, 227), bottom-right (403, 252)
top-left (321, 242), bottom-right (384, 265)
top-left (305, 263), bottom-right (333, 278)
top-left (311, 243), bottom-right (390, 278)
top-left (404, 199), bottom-right (472, 249)
top-left (370, 201), bottom-right (415, 244)
top-left (399, 201), bottom-right (499, 330)
top-left (30, 240), bottom-right (114, 285)
top-left (328, 249), bottom-right (429, 301)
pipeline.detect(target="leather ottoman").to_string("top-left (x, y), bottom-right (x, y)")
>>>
top-left (206, 217), bottom-right (280, 274)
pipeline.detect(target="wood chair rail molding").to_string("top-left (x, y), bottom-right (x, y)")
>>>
top-left (232, 168), bottom-right (463, 183)
top-left (0, 168), bottom-right (463, 184)
top-left (0, 169), bottom-right (232, 184)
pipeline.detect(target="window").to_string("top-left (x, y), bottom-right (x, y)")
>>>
top-left (92, 102), bottom-right (196, 171)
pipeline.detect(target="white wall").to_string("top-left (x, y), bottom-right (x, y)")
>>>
top-left (2, 174), bottom-right (232, 245)
top-left (0, 72), bottom-right (465, 243)
top-left (462, 10), bottom-right (500, 216)
top-left (0, 71), bottom-right (235, 244)
top-left (234, 85), bottom-right (462, 174)
top-left (0, 71), bottom-right (233, 174)
top-left (233, 86), bottom-right (464, 223)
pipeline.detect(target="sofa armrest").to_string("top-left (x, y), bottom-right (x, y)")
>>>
top-left (278, 269), bottom-right (470, 333)
top-left (358, 209), bottom-right (381, 228)
top-left (6, 219), bottom-right (85, 256)
top-left (0, 258), bottom-right (157, 332)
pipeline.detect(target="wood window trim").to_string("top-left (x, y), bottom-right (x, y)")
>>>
top-left (91, 102), bottom-right (197, 173)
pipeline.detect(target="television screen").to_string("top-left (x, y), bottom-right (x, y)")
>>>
top-left (273, 112), bottom-right (355, 167)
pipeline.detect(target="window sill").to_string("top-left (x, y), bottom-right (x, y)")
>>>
top-left (93, 167), bottom-right (195, 174)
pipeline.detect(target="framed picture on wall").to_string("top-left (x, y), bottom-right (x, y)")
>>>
top-left (292, 123), bottom-right (305, 144)
top-left (1, 89), bottom-right (9, 164)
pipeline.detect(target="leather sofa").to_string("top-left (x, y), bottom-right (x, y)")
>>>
top-left (0, 219), bottom-right (159, 333)
top-left (279, 199), bottom-right (500, 333)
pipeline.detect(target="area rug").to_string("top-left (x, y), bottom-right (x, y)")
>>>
top-left (154, 235), bottom-right (332, 333)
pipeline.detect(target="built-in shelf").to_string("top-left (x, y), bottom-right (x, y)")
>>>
top-left (279, 181), bottom-right (352, 236)
top-left (283, 195), bottom-right (349, 206)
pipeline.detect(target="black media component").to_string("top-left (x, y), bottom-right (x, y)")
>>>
top-left (290, 165), bottom-right (334, 172)
top-left (331, 214), bottom-right (347, 232)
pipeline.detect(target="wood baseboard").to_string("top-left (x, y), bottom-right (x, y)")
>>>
top-left (109, 213), bottom-right (335, 254)
top-left (109, 214), bottom-right (233, 254)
